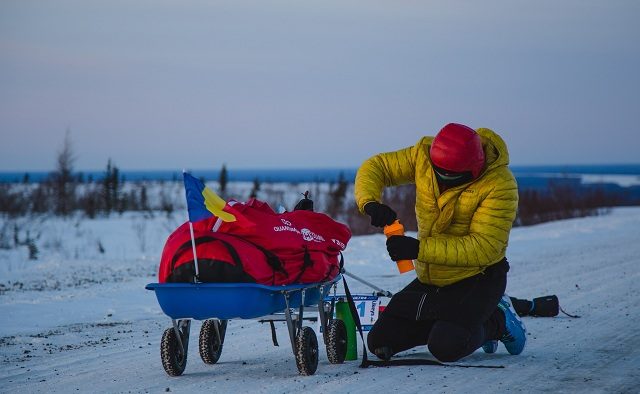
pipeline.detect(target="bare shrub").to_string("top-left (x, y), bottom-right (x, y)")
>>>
top-left (7, 219), bottom-right (42, 259)
top-left (0, 218), bottom-right (13, 249)
top-left (102, 159), bottom-right (121, 214)
top-left (132, 219), bottom-right (147, 253)
top-left (326, 173), bottom-right (349, 219)
top-left (249, 177), bottom-right (261, 199)
top-left (341, 184), bottom-right (416, 236)
top-left (261, 185), bottom-right (286, 211)
top-left (26, 235), bottom-right (38, 260)
top-left (51, 130), bottom-right (77, 216)
top-left (0, 185), bottom-right (28, 217)
top-left (78, 184), bottom-right (101, 219)
top-left (138, 183), bottom-right (150, 212)
top-left (30, 183), bottom-right (54, 214)
top-left (159, 188), bottom-right (175, 218)
top-left (516, 181), bottom-right (617, 226)
top-left (97, 239), bottom-right (105, 254)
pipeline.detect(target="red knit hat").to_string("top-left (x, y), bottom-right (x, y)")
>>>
top-left (430, 123), bottom-right (485, 179)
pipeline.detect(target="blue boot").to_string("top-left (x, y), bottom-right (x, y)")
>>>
top-left (481, 340), bottom-right (498, 354)
top-left (498, 295), bottom-right (527, 355)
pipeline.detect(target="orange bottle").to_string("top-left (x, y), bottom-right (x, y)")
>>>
top-left (383, 220), bottom-right (415, 274)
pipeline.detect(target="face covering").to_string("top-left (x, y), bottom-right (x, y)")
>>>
top-left (432, 165), bottom-right (473, 188)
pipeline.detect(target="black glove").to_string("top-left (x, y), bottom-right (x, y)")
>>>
top-left (510, 295), bottom-right (559, 317)
top-left (364, 202), bottom-right (397, 227)
top-left (386, 235), bottom-right (419, 261)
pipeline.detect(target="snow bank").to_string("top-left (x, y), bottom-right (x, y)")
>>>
top-left (1, 208), bottom-right (639, 393)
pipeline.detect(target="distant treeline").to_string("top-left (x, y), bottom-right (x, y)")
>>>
top-left (1, 169), bottom-right (636, 233)
top-left (0, 168), bottom-right (359, 184)
top-left (344, 181), bottom-right (635, 234)
top-left (1, 133), bottom-right (639, 233)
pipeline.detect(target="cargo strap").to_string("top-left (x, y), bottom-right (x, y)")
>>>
top-left (337, 254), bottom-right (369, 367)
top-left (268, 321), bottom-right (279, 347)
top-left (363, 359), bottom-right (505, 369)
top-left (291, 246), bottom-right (314, 284)
top-left (176, 234), bottom-right (288, 285)
top-left (222, 234), bottom-right (289, 284)
top-left (340, 268), bottom-right (368, 368)
top-left (172, 236), bottom-right (246, 276)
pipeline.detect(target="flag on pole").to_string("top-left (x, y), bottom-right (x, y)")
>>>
top-left (183, 171), bottom-right (237, 223)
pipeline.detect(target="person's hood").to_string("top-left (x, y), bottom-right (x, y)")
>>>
top-left (477, 127), bottom-right (510, 173)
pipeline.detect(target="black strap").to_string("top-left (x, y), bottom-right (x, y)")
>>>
top-left (172, 235), bottom-right (245, 275)
top-left (247, 241), bottom-right (288, 279)
top-left (171, 240), bottom-right (200, 273)
top-left (559, 306), bottom-right (581, 318)
top-left (364, 359), bottom-right (505, 369)
top-left (292, 246), bottom-right (314, 284)
top-left (319, 253), bottom-right (342, 283)
top-left (177, 233), bottom-right (288, 285)
top-left (221, 234), bottom-right (288, 285)
top-left (340, 272), bottom-right (369, 368)
top-left (269, 321), bottom-right (279, 347)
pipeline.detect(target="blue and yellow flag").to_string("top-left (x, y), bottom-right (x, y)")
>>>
top-left (183, 172), bottom-right (236, 223)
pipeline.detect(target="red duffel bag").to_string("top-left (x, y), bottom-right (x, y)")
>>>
top-left (158, 198), bottom-right (351, 285)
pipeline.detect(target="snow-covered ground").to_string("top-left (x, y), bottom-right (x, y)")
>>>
top-left (1, 208), bottom-right (639, 393)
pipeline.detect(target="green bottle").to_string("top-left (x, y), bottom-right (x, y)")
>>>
top-left (335, 299), bottom-right (357, 360)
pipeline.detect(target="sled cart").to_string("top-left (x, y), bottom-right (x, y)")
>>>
top-left (145, 275), bottom-right (348, 377)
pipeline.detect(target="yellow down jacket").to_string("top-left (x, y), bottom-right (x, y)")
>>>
top-left (354, 128), bottom-right (518, 286)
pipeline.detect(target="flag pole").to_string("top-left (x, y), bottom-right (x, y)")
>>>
top-left (188, 221), bottom-right (200, 283)
top-left (183, 169), bottom-right (200, 283)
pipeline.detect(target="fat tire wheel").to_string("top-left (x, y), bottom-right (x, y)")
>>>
top-left (161, 327), bottom-right (187, 376)
top-left (326, 319), bottom-right (347, 364)
top-left (295, 326), bottom-right (319, 376)
top-left (199, 319), bottom-right (225, 365)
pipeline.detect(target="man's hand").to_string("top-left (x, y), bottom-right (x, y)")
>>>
top-left (386, 235), bottom-right (419, 261)
top-left (364, 202), bottom-right (397, 227)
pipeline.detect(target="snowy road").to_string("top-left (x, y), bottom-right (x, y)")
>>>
top-left (1, 208), bottom-right (639, 393)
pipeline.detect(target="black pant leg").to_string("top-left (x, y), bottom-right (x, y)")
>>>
top-left (427, 321), bottom-right (485, 362)
top-left (417, 259), bottom-right (508, 329)
top-left (367, 311), bottom-right (434, 357)
top-left (367, 259), bottom-right (509, 360)
top-left (367, 278), bottom-right (435, 357)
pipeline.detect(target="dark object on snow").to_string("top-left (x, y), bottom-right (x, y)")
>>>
top-left (294, 191), bottom-right (314, 211)
top-left (510, 295), bottom-right (581, 318)
top-left (510, 295), bottom-right (559, 317)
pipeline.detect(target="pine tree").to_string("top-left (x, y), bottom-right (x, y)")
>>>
top-left (250, 177), bottom-right (261, 199)
top-left (140, 184), bottom-right (149, 211)
top-left (52, 130), bottom-right (76, 216)
top-left (327, 172), bottom-right (348, 218)
top-left (102, 159), bottom-right (121, 214)
top-left (219, 164), bottom-right (228, 197)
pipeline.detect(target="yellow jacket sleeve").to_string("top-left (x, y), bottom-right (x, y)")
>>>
top-left (354, 143), bottom-right (418, 213)
top-left (418, 174), bottom-right (518, 267)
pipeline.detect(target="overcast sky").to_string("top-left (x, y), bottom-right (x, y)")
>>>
top-left (1, 0), bottom-right (638, 171)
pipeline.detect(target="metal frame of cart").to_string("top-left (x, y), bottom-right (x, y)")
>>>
top-left (145, 275), bottom-right (348, 376)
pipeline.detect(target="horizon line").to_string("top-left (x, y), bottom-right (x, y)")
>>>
top-left (2, 162), bottom-right (640, 174)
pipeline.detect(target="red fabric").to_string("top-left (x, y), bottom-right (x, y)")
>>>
top-left (429, 123), bottom-right (485, 179)
top-left (158, 219), bottom-right (277, 284)
top-left (158, 198), bottom-right (351, 285)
